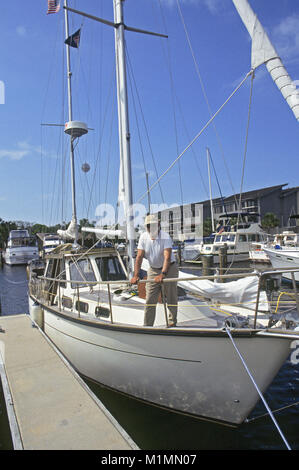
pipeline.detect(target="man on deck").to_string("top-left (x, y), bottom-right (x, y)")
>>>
top-left (130, 214), bottom-right (178, 327)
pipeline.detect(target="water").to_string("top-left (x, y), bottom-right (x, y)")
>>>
top-left (0, 261), bottom-right (299, 450)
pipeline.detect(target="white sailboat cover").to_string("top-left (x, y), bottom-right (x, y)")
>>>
top-left (57, 218), bottom-right (78, 240)
top-left (178, 271), bottom-right (269, 311)
top-left (233, 0), bottom-right (299, 120)
top-left (141, 259), bottom-right (268, 311)
top-left (81, 227), bottom-right (124, 239)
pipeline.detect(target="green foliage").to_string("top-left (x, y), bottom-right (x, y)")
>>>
top-left (203, 217), bottom-right (215, 237)
top-left (0, 218), bottom-right (17, 248)
top-left (261, 212), bottom-right (279, 229)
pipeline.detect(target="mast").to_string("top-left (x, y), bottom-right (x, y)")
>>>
top-left (206, 148), bottom-right (215, 233)
top-left (113, 0), bottom-right (135, 275)
top-left (62, 0), bottom-right (166, 260)
top-left (64, 0), bottom-right (78, 244)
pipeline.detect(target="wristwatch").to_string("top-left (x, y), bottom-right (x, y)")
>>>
top-left (161, 271), bottom-right (167, 276)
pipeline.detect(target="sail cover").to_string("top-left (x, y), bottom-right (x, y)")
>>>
top-left (141, 259), bottom-right (268, 311)
top-left (57, 218), bottom-right (78, 240)
top-left (233, 0), bottom-right (299, 121)
top-left (178, 270), bottom-right (269, 311)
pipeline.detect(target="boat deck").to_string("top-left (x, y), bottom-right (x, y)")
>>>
top-left (0, 314), bottom-right (138, 450)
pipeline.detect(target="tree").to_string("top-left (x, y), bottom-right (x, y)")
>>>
top-left (261, 212), bottom-right (279, 229)
top-left (203, 218), bottom-right (215, 237)
top-left (0, 219), bottom-right (18, 248)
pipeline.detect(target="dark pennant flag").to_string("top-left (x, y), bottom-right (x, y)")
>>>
top-left (65, 29), bottom-right (81, 48)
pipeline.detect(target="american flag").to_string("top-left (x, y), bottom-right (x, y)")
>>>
top-left (47, 0), bottom-right (60, 14)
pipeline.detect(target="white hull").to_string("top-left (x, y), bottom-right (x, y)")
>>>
top-left (184, 249), bottom-right (249, 263)
top-left (29, 296), bottom-right (293, 426)
top-left (249, 250), bottom-right (270, 263)
top-left (3, 249), bottom-right (39, 265)
top-left (263, 248), bottom-right (299, 281)
top-left (212, 252), bottom-right (249, 263)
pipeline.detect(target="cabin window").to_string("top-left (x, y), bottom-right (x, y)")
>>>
top-left (45, 259), bottom-right (55, 278)
top-left (238, 235), bottom-right (247, 242)
top-left (95, 306), bottom-right (110, 318)
top-left (62, 296), bottom-right (72, 309)
top-left (69, 258), bottom-right (96, 288)
top-left (222, 234), bottom-right (235, 242)
top-left (215, 235), bottom-right (222, 242)
top-left (95, 256), bottom-right (126, 281)
top-left (75, 301), bottom-right (89, 313)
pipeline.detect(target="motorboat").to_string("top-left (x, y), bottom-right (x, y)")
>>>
top-left (3, 230), bottom-right (39, 265)
top-left (37, 233), bottom-right (63, 255)
top-left (200, 219), bottom-right (267, 263)
top-left (249, 231), bottom-right (299, 263)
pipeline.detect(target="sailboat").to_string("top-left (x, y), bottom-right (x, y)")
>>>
top-left (28, 0), bottom-right (299, 428)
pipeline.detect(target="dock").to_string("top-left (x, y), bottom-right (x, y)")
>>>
top-left (0, 314), bottom-right (138, 450)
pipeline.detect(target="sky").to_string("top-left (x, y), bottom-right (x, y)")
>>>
top-left (0, 0), bottom-right (299, 227)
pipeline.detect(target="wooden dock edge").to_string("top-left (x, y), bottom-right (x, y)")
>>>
top-left (0, 314), bottom-right (139, 450)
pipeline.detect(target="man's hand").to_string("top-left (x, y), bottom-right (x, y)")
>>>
top-left (154, 273), bottom-right (165, 283)
top-left (130, 276), bottom-right (139, 284)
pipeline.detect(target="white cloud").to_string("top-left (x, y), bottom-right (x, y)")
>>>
top-left (272, 14), bottom-right (299, 63)
top-left (16, 26), bottom-right (27, 37)
top-left (0, 141), bottom-right (40, 161)
top-left (160, 0), bottom-right (222, 14)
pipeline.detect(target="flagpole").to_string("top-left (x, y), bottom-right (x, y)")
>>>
top-left (64, 0), bottom-right (78, 244)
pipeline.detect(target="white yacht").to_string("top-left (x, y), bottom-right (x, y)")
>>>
top-left (200, 216), bottom-right (267, 263)
top-left (3, 230), bottom-right (39, 265)
top-left (38, 233), bottom-right (63, 255)
top-left (249, 231), bottom-right (299, 263)
top-left (263, 246), bottom-right (299, 282)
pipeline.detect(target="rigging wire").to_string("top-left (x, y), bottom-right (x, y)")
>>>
top-left (126, 51), bottom-right (151, 205)
top-left (104, 106), bottom-right (116, 208)
top-left (209, 151), bottom-right (228, 219)
top-left (158, 0), bottom-right (184, 206)
top-left (86, 65), bottom-right (116, 219)
top-left (175, 0), bottom-right (238, 206)
top-left (136, 71), bottom-right (252, 205)
top-left (225, 71), bottom-right (255, 272)
top-left (237, 71), bottom-right (255, 218)
top-left (125, 47), bottom-right (165, 205)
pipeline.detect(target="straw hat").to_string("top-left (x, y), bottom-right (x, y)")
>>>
top-left (144, 213), bottom-right (159, 225)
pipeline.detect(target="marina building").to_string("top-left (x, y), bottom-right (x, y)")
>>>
top-left (157, 184), bottom-right (299, 241)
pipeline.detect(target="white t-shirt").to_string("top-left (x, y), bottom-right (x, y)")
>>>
top-left (137, 230), bottom-right (175, 268)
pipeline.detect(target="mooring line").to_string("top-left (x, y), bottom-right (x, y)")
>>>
top-left (225, 326), bottom-right (291, 450)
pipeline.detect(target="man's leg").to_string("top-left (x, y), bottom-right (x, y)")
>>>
top-left (164, 263), bottom-right (178, 326)
top-left (144, 267), bottom-right (161, 326)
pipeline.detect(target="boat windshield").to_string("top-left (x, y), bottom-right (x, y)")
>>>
top-left (222, 234), bottom-right (235, 242)
top-left (95, 256), bottom-right (126, 281)
top-left (10, 238), bottom-right (36, 247)
top-left (69, 258), bottom-right (96, 288)
top-left (10, 230), bottom-right (29, 238)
